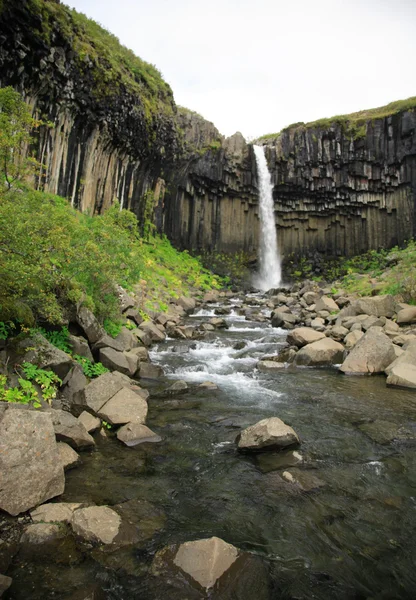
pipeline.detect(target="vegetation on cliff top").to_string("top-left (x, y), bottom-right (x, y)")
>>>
top-left (0, 0), bottom-right (175, 124)
top-left (257, 95), bottom-right (416, 143)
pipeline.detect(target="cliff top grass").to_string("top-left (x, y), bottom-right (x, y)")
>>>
top-left (1, 0), bottom-right (175, 121)
top-left (257, 95), bottom-right (416, 142)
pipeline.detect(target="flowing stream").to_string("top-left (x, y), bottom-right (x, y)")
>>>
top-left (253, 145), bottom-right (282, 291)
top-left (8, 296), bottom-right (416, 599)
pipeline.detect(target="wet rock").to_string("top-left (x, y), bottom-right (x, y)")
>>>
top-left (201, 323), bottom-right (215, 332)
top-left (257, 360), bottom-right (286, 372)
top-left (256, 450), bottom-right (303, 472)
top-left (113, 498), bottom-right (166, 543)
top-left (139, 362), bottom-right (164, 379)
top-left (286, 327), bottom-right (325, 347)
top-left (98, 387), bottom-right (148, 425)
top-left (78, 411), bottom-right (101, 433)
top-left (31, 502), bottom-right (85, 525)
top-left (176, 296), bottom-right (196, 313)
top-left (344, 329), bottom-right (364, 350)
top-left (294, 338), bottom-right (344, 366)
top-left (75, 372), bottom-right (123, 414)
top-left (237, 417), bottom-right (299, 452)
top-left (71, 506), bottom-right (121, 545)
top-left (128, 346), bottom-right (150, 362)
top-left (138, 321), bottom-right (166, 342)
top-left (76, 307), bottom-right (105, 344)
top-left (271, 311), bottom-right (298, 328)
top-left (233, 341), bottom-right (246, 350)
top-left (48, 408), bottom-right (95, 450)
top-left (67, 334), bottom-right (93, 361)
top-left (203, 291), bottom-right (219, 303)
top-left (276, 347), bottom-right (297, 363)
top-left (165, 380), bottom-right (188, 392)
top-left (281, 468), bottom-right (326, 491)
top-left (315, 296), bottom-right (339, 312)
top-left (20, 523), bottom-right (65, 544)
top-left (57, 442), bottom-right (81, 471)
top-left (0, 574), bottom-right (12, 597)
top-left (98, 347), bottom-right (131, 376)
top-left (198, 380), bottom-right (219, 390)
top-left (63, 584), bottom-right (107, 600)
top-left (0, 406), bottom-right (65, 516)
top-left (340, 327), bottom-right (397, 374)
top-left (19, 334), bottom-right (74, 380)
top-left (397, 306), bottom-right (416, 325)
top-left (114, 327), bottom-right (139, 351)
top-left (358, 420), bottom-right (415, 444)
top-left (116, 422), bottom-right (162, 446)
top-left (209, 317), bottom-right (229, 329)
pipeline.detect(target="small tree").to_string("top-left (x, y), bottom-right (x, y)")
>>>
top-left (0, 86), bottom-right (41, 189)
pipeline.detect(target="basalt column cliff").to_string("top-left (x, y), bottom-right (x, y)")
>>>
top-left (0, 0), bottom-right (415, 262)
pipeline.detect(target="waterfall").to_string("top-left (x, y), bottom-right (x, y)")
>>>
top-left (253, 145), bottom-right (282, 291)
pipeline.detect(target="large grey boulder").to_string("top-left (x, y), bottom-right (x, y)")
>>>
top-left (271, 311), bottom-right (298, 328)
top-left (286, 327), bottom-right (325, 348)
top-left (98, 347), bottom-right (131, 376)
top-left (61, 365), bottom-right (88, 405)
top-left (237, 417), bottom-right (299, 452)
top-left (344, 330), bottom-right (364, 350)
top-left (0, 407), bottom-right (65, 516)
top-left (75, 372), bottom-right (124, 414)
top-left (139, 362), bottom-right (164, 379)
top-left (76, 307), bottom-right (105, 344)
top-left (67, 334), bottom-right (93, 361)
top-left (116, 423), bottom-right (162, 447)
top-left (92, 334), bottom-right (124, 352)
top-left (315, 296), bottom-right (339, 312)
top-left (19, 334), bottom-right (74, 380)
top-left (57, 442), bottom-right (81, 471)
top-left (294, 338), bottom-right (344, 366)
top-left (48, 409), bottom-right (95, 450)
top-left (78, 411), bottom-right (101, 433)
top-left (341, 295), bottom-right (396, 319)
top-left (71, 506), bottom-right (121, 545)
top-left (340, 327), bottom-right (397, 374)
top-left (397, 306), bottom-right (416, 325)
top-left (138, 321), bottom-right (166, 342)
top-left (176, 296), bottom-right (196, 313)
top-left (98, 387), bottom-right (148, 425)
top-left (386, 340), bottom-right (416, 389)
top-left (114, 327), bottom-right (139, 351)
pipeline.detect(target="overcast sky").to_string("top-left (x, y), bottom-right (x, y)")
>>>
top-left (68, 0), bottom-right (415, 139)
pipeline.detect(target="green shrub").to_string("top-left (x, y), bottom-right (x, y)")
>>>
top-left (74, 355), bottom-right (109, 378)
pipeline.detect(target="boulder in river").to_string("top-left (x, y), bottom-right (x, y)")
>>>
top-left (0, 406), bottom-right (65, 516)
top-left (57, 442), bottom-right (81, 471)
top-left (117, 422), bottom-right (161, 447)
top-left (48, 408), bottom-right (95, 450)
top-left (97, 387), bottom-right (148, 426)
top-left (0, 574), bottom-right (12, 597)
top-left (286, 327), bottom-right (325, 348)
top-left (237, 417), bottom-right (300, 452)
top-left (386, 340), bottom-right (416, 389)
top-left (294, 338), bottom-right (344, 366)
top-left (340, 327), bottom-right (397, 374)
top-left (71, 506), bottom-right (122, 545)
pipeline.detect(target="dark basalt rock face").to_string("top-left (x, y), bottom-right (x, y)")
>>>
top-left (0, 0), bottom-right (415, 263)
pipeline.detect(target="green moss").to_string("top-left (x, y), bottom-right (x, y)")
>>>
top-left (257, 96), bottom-right (416, 142)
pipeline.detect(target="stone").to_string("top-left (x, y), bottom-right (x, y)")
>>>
top-left (139, 320), bottom-right (166, 342)
top-left (124, 350), bottom-right (140, 376)
top-left (48, 408), bottom-right (95, 450)
top-left (71, 506), bottom-right (122, 545)
top-left (340, 327), bottom-right (397, 374)
top-left (344, 330), bottom-right (364, 350)
top-left (173, 537), bottom-right (238, 589)
top-left (139, 362), bottom-right (164, 379)
top-left (311, 317), bottom-right (326, 331)
top-left (78, 411), bottom-right (101, 433)
top-left (276, 347), bottom-right (297, 363)
top-left (397, 306), bottom-right (416, 325)
top-left (114, 327), bottom-right (139, 351)
top-left (116, 423), bottom-right (162, 447)
top-left (361, 315), bottom-right (385, 331)
top-left (92, 334), bottom-right (124, 352)
top-left (329, 325), bottom-right (349, 341)
top-left (76, 306), bottom-right (105, 344)
top-left (302, 291), bottom-right (319, 305)
top-left (0, 574), bottom-right (12, 597)
top-left (0, 407), bottom-right (65, 516)
top-left (75, 372), bottom-right (123, 414)
top-left (286, 327), bottom-right (325, 348)
top-left (257, 360), bottom-right (286, 372)
top-left (165, 380), bottom-right (188, 392)
top-left (176, 296), bottom-right (196, 313)
top-left (386, 341), bottom-right (416, 389)
top-left (61, 364), bottom-right (88, 405)
top-left (124, 307), bottom-right (143, 326)
top-left (117, 286), bottom-right (135, 312)
top-left (98, 347), bottom-right (131, 376)
top-left (68, 334), bottom-right (94, 361)
top-left (31, 502), bottom-right (84, 525)
top-left (19, 334), bottom-right (74, 380)
top-left (98, 387), bottom-right (148, 425)
top-left (271, 311), bottom-right (298, 328)
top-left (128, 346), bottom-right (150, 362)
top-left (256, 450), bottom-right (303, 473)
top-left (198, 381), bottom-right (219, 390)
top-left (57, 442), bottom-right (81, 471)
top-left (351, 295), bottom-right (396, 318)
top-left (20, 523), bottom-right (64, 545)
top-left (208, 317), bottom-right (228, 329)
top-left (294, 338), bottom-right (344, 366)
top-left (315, 296), bottom-right (339, 312)
top-left (281, 469), bottom-right (326, 492)
top-left (203, 291), bottom-right (219, 303)
top-left (237, 417), bottom-right (299, 452)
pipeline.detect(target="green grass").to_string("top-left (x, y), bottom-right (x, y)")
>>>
top-left (257, 96), bottom-right (416, 142)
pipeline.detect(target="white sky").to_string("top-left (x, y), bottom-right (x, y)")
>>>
top-left (68, 0), bottom-right (416, 139)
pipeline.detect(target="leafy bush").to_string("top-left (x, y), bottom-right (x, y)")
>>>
top-left (74, 355), bottom-right (108, 378)
top-left (0, 363), bottom-right (61, 407)
top-left (35, 327), bottom-right (71, 353)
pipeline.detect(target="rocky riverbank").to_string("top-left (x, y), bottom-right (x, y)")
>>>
top-left (1, 282), bottom-right (416, 598)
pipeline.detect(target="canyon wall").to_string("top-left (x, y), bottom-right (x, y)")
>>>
top-left (1, 0), bottom-right (415, 263)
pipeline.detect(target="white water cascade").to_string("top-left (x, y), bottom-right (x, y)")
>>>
top-left (253, 145), bottom-right (282, 290)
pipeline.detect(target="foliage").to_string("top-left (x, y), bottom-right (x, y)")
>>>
top-left (0, 363), bottom-right (61, 407)
top-left (200, 251), bottom-right (252, 286)
top-left (35, 326), bottom-right (71, 353)
top-left (0, 320), bottom-right (15, 340)
top-left (257, 95), bottom-right (416, 142)
top-left (0, 87), bottom-right (42, 189)
top-left (103, 318), bottom-right (123, 338)
top-left (74, 355), bottom-right (108, 378)
top-left (0, 374), bottom-right (40, 407)
top-left (21, 362), bottom-right (61, 403)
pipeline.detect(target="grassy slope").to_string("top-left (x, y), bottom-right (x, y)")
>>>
top-left (257, 96), bottom-right (416, 142)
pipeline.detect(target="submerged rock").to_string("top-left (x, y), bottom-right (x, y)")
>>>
top-left (71, 506), bottom-right (122, 545)
top-left (31, 502), bottom-right (85, 525)
top-left (237, 417), bottom-right (300, 452)
top-left (257, 360), bottom-right (286, 372)
top-left (0, 406), bottom-right (65, 516)
top-left (0, 574), bottom-right (12, 597)
top-left (116, 422), bottom-right (161, 446)
top-left (20, 523), bottom-right (65, 545)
